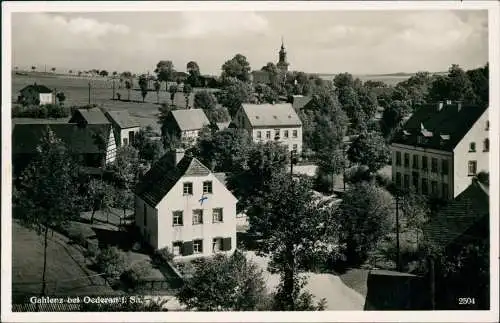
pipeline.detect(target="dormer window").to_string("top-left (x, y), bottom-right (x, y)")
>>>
top-left (469, 142), bottom-right (476, 152)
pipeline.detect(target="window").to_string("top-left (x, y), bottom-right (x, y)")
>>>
top-left (421, 178), bottom-right (428, 195)
top-left (484, 138), bottom-right (489, 152)
top-left (403, 174), bottom-right (410, 190)
top-left (431, 158), bottom-right (438, 173)
top-left (212, 208), bottom-right (223, 223)
top-left (404, 153), bottom-right (410, 168)
top-left (172, 241), bottom-right (182, 256)
top-left (173, 211), bottom-right (183, 226)
top-left (143, 203), bottom-right (147, 227)
top-left (212, 238), bottom-right (223, 253)
top-left (412, 172), bottom-right (419, 193)
top-left (183, 182), bottom-right (193, 195)
top-left (395, 152), bottom-right (402, 166)
top-left (203, 181), bottom-right (213, 194)
top-left (441, 160), bottom-right (449, 175)
top-left (469, 142), bottom-right (476, 152)
top-left (292, 144), bottom-right (298, 152)
top-left (412, 155), bottom-right (419, 169)
top-left (284, 130), bottom-right (289, 138)
top-left (486, 120), bottom-right (489, 130)
top-left (275, 129), bottom-right (280, 139)
top-left (192, 209), bottom-right (203, 225)
top-left (123, 138), bottom-right (129, 145)
top-left (442, 183), bottom-right (449, 199)
top-left (421, 156), bottom-right (428, 171)
top-left (266, 131), bottom-right (271, 139)
top-left (395, 172), bottom-right (402, 187)
top-left (193, 239), bottom-right (203, 254)
top-left (431, 181), bottom-right (438, 196)
top-left (256, 131), bottom-right (262, 139)
top-left (468, 161), bottom-right (477, 176)
top-left (292, 130), bottom-right (298, 138)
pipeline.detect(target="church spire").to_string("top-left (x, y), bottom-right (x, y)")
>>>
top-left (281, 36), bottom-right (285, 50)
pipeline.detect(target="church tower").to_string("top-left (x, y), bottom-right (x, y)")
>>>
top-left (276, 37), bottom-right (289, 73)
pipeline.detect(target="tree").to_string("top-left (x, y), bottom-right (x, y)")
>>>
top-left (169, 84), bottom-right (178, 104)
top-left (247, 174), bottom-right (330, 310)
top-left (85, 179), bottom-right (115, 224)
top-left (219, 79), bottom-right (254, 117)
top-left (99, 70), bottom-right (109, 77)
top-left (113, 188), bottom-right (134, 223)
top-left (221, 54), bottom-right (252, 82)
top-left (112, 71), bottom-right (118, 77)
top-left (177, 250), bottom-right (267, 311)
top-left (228, 142), bottom-right (288, 213)
top-left (56, 92), bottom-right (66, 105)
top-left (125, 80), bottom-right (132, 101)
top-left (261, 84), bottom-right (279, 104)
top-left (186, 61), bottom-right (201, 87)
top-left (316, 148), bottom-right (346, 193)
top-left (400, 190), bottom-right (429, 246)
top-left (133, 126), bottom-right (166, 164)
top-left (338, 182), bottom-right (394, 265)
top-left (106, 146), bottom-right (141, 190)
top-left (68, 70), bottom-right (72, 74)
top-left (333, 72), bottom-right (354, 89)
top-left (447, 64), bottom-right (476, 104)
top-left (192, 128), bottom-right (252, 172)
top-left (138, 74), bottom-right (149, 102)
top-left (95, 246), bottom-right (127, 279)
top-left (183, 84), bottom-right (193, 108)
top-left (347, 131), bottom-right (390, 173)
top-left (31, 66), bottom-right (36, 72)
top-left (51, 67), bottom-right (56, 73)
top-left (380, 100), bottom-right (412, 140)
top-left (466, 63), bottom-right (489, 107)
top-left (155, 60), bottom-right (176, 84)
top-left (194, 90), bottom-right (217, 110)
top-left (13, 128), bottom-right (79, 295)
top-left (153, 80), bottom-right (161, 104)
top-left (261, 62), bottom-right (280, 90)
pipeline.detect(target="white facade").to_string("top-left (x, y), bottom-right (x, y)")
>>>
top-left (39, 93), bottom-right (54, 105)
top-left (233, 108), bottom-right (303, 154)
top-left (135, 172), bottom-right (238, 258)
top-left (105, 130), bottom-right (117, 164)
top-left (391, 108), bottom-right (489, 199)
top-left (117, 127), bottom-right (140, 146)
top-left (452, 109), bottom-right (489, 197)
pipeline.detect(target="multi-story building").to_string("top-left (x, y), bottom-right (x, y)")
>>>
top-left (134, 149), bottom-right (237, 258)
top-left (390, 101), bottom-right (489, 199)
top-left (232, 103), bottom-right (303, 153)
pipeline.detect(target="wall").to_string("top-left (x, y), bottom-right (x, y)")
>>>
top-left (453, 108), bottom-right (489, 197)
top-left (118, 126), bottom-right (140, 146)
top-left (39, 93), bottom-right (53, 105)
top-left (155, 172), bottom-right (237, 257)
top-left (105, 130), bottom-right (116, 164)
top-left (391, 144), bottom-right (453, 199)
top-left (251, 127), bottom-right (303, 153)
top-left (135, 195), bottom-right (159, 248)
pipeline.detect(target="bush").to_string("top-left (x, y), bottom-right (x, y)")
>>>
top-left (152, 247), bottom-right (175, 266)
top-left (120, 260), bottom-right (152, 290)
top-left (11, 104), bottom-right (69, 118)
top-left (85, 242), bottom-right (100, 260)
top-left (95, 246), bottom-right (127, 279)
top-left (314, 169), bottom-right (334, 194)
top-left (68, 230), bottom-right (87, 247)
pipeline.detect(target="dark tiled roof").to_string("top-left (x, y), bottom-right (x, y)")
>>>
top-left (12, 123), bottom-right (111, 155)
top-left (425, 180), bottom-right (489, 247)
top-left (20, 84), bottom-right (52, 94)
top-left (70, 108), bottom-right (110, 125)
top-left (291, 95), bottom-right (312, 111)
top-left (391, 103), bottom-right (488, 151)
top-left (171, 109), bottom-right (210, 131)
top-left (135, 154), bottom-right (211, 207)
top-left (105, 110), bottom-right (140, 129)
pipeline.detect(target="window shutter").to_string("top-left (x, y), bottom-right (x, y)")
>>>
top-left (182, 241), bottom-right (193, 256)
top-left (222, 237), bottom-right (232, 251)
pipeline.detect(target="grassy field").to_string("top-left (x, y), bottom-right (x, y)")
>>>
top-left (12, 220), bottom-right (114, 296)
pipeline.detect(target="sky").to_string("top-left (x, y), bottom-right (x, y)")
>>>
top-left (11, 10), bottom-right (488, 76)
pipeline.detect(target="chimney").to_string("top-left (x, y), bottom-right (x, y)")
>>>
top-left (438, 101), bottom-right (444, 111)
top-left (174, 148), bottom-right (185, 165)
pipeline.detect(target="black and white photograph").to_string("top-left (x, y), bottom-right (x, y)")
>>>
top-left (2, 1), bottom-right (499, 322)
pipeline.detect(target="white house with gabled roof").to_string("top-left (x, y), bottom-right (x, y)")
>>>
top-left (134, 149), bottom-right (237, 258)
top-left (232, 103), bottom-right (303, 153)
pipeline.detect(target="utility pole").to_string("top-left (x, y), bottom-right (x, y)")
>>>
top-left (112, 78), bottom-right (116, 100)
top-left (395, 193), bottom-right (401, 272)
top-left (88, 81), bottom-right (91, 105)
top-left (54, 88), bottom-right (57, 105)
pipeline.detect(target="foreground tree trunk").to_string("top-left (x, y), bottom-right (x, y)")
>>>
top-left (41, 226), bottom-right (49, 296)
